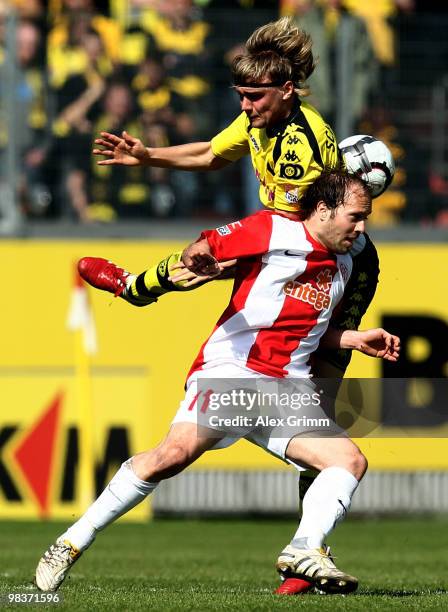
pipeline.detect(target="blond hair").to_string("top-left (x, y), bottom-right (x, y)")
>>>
top-left (231, 17), bottom-right (315, 97)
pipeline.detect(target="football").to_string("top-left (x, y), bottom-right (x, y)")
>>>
top-left (339, 134), bottom-right (395, 198)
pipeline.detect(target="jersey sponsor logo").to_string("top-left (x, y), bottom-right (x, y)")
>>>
top-left (284, 280), bottom-right (331, 311)
top-left (249, 134), bottom-right (260, 151)
top-left (284, 186), bottom-right (300, 204)
top-left (325, 127), bottom-right (336, 153)
top-left (216, 221), bottom-right (243, 236)
top-left (316, 268), bottom-right (333, 292)
top-left (284, 150), bottom-right (299, 162)
top-left (280, 163), bottom-right (304, 180)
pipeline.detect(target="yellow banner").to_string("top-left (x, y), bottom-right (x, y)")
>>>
top-left (0, 368), bottom-right (149, 520)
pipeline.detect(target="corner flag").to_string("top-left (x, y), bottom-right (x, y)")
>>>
top-left (67, 267), bottom-right (97, 354)
top-left (66, 264), bottom-right (97, 509)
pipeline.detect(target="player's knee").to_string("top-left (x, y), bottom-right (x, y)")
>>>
top-left (163, 442), bottom-right (192, 470)
top-left (133, 443), bottom-right (192, 481)
top-left (151, 443), bottom-right (190, 480)
top-left (346, 450), bottom-right (368, 481)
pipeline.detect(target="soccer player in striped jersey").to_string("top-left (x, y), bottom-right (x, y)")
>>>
top-left (35, 172), bottom-right (400, 595)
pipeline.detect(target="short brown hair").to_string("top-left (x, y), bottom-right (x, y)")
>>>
top-left (300, 171), bottom-right (371, 219)
top-left (231, 17), bottom-right (315, 97)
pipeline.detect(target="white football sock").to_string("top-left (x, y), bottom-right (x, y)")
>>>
top-left (291, 466), bottom-right (359, 550)
top-left (62, 459), bottom-right (157, 551)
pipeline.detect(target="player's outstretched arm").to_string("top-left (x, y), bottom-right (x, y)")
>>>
top-left (321, 327), bottom-right (400, 361)
top-left (93, 131), bottom-right (230, 171)
top-left (168, 258), bottom-right (237, 287)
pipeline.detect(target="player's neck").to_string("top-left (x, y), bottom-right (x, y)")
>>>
top-left (303, 219), bottom-right (330, 251)
top-left (266, 96), bottom-right (299, 135)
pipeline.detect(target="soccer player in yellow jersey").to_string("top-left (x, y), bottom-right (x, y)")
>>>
top-left (94, 18), bottom-right (341, 209)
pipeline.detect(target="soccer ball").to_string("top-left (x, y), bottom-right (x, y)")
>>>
top-left (338, 134), bottom-right (395, 198)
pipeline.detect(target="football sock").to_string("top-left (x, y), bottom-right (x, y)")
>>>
top-left (291, 466), bottom-right (359, 550)
top-left (127, 251), bottom-right (193, 304)
top-left (62, 459), bottom-right (157, 551)
top-left (298, 469), bottom-right (319, 515)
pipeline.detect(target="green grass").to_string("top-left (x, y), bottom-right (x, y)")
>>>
top-left (1, 517), bottom-right (448, 610)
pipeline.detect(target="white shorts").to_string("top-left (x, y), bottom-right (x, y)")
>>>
top-left (172, 362), bottom-right (341, 469)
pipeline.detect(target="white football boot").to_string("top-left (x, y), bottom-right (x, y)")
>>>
top-left (35, 537), bottom-right (81, 591)
top-left (276, 544), bottom-right (358, 594)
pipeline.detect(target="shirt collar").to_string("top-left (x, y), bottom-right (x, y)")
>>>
top-left (266, 96), bottom-right (301, 138)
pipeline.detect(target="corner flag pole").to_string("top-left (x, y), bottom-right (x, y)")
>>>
top-left (66, 264), bottom-right (97, 511)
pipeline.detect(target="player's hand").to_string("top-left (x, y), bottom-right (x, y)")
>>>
top-left (168, 259), bottom-right (237, 286)
top-left (183, 252), bottom-right (221, 277)
top-left (93, 131), bottom-right (149, 166)
top-left (354, 328), bottom-right (401, 361)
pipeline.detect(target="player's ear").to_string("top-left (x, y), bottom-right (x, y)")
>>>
top-left (316, 200), bottom-right (330, 220)
top-left (282, 81), bottom-right (294, 100)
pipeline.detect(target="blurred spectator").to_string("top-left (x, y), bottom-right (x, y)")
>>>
top-left (203, 0), bottom-right (278, 6)
top-left (9, 0), bottom-right (44, 20)
top-left (89, 81), bottom-right (174, 219)
top-left (284, 0), bottom-right (403, 68)
top-left (290, 0), bottom-right (377, 129)
top-left (132, 55), bottom-right (171, 120)
top-left (427, 172), bottom-right (448, 226)
top-left (140, 0), bottom-right (213, 135)
top-left (47, 0), bottom-right (121, 88)
top-left (342, 0), bottom-right (396, 68)
top-left (48, 28), bottom-right (107, 221)
top-left (0, 19), bottom-right (51, 217)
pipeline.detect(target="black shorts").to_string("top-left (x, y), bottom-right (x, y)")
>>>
top-left (314, 233), bottom-right (380, 373)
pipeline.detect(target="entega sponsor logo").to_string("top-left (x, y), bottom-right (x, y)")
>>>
top-left (283, 280), bottom-right (331, 311)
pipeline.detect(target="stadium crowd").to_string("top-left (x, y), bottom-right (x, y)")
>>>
top-left (0, 0), bottom-right (447, 225)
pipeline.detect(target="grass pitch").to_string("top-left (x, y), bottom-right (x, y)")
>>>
top-left (0, 517), bottom-right (447, 610)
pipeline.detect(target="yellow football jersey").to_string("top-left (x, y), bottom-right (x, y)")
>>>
top-left (211, 99), bottom-right (342, 212)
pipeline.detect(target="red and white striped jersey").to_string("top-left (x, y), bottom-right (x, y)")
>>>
top-left (188, 210), bottom-right (353, 379)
